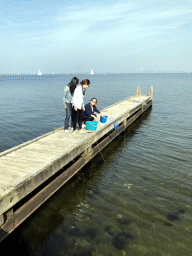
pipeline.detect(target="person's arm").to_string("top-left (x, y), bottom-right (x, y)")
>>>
top-left (82, 101), bottom-right (84, 110)
top-left (63, 86), bottom-right (68, 107)
top-left (81, 89), bottom-right (84, 110)
top-left (94, 105), bottom-right (100, 114)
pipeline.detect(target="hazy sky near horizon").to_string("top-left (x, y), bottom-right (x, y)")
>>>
top-left (1, 0), bottom-right (192, 74)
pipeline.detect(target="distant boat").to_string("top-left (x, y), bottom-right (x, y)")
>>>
top-left (38, 70), bottom-right (42, 76)
top-left (90, 69), bottom-right (94, 75)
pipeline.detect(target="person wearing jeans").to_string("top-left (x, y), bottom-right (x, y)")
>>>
top-left (72, 79), bottom-right (90, 133)
top-left (63, 77), bottom-right (79, 133)
top-left (64, 102), bottom-right (72, 130)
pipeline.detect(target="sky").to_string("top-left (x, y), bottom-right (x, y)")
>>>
top-left (1, 0), bottom-right (192, 74)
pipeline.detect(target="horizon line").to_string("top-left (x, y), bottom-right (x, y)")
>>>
top-left (0, 71), bottom-right (191, 75)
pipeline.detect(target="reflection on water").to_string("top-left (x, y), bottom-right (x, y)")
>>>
top-left (0, 74), bottom-right (192, 255)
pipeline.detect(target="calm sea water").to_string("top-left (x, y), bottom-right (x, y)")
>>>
top-left (0, 73), bottom-right (192, 255)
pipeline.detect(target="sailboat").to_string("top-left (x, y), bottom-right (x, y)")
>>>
top-left (90, 69), bottom-right (94, 75)
top-left (38, 70), bottom-right (42, 76)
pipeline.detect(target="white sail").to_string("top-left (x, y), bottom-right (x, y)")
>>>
top-left (38, 70), bottom-right (42, 75)
top-left (90, 69), bottom-right (94, 75)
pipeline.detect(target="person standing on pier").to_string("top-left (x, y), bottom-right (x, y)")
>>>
top-left (63, 77), bottom-right (79, 133)
top-left (72, 79), bottom-right (90, 133)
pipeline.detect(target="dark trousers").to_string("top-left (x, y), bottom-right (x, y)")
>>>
top-left (82, 115), bottom-right (94, 123)
top-left (64, 103), bottom-right (72, 130)
top-left (72, 107), bottom-right (83, 130)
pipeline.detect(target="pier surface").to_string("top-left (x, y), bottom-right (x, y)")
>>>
top-left (0, 86), bottom-right (152, 242)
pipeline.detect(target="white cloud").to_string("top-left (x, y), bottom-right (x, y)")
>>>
top-left (55, 2), bottom-right (136, 24)
top-left (2, 0), bottom-right (192, 63)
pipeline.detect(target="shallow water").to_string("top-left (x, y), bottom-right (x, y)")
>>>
top-left (0, 73), bottom-right (192, 255)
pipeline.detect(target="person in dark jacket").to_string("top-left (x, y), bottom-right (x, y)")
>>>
top-left (82, 98), bottom-right (100, 123)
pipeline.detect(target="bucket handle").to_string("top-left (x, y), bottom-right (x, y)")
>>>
top-left (88, 123), bottom-right (97, 128)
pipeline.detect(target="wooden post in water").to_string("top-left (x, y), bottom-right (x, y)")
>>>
top-left (148, 86), bottom-right (153, 98)
top-left (0, 215), bottom-right (4, 227)
top-left (136, 86), bottom-right (141, 95)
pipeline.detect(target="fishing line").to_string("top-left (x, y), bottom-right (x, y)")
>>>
top-left (92, 130), bottom-right (107, 164)
top-left (82, 117), bottom-right (119, 165)
top-left (92, 121), bottom-right (119, 164)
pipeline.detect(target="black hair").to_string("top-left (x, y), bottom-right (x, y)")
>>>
top-left (80, 79), bottom-right (90, 86)
top-left (68, 77), bottom-right (79, 94)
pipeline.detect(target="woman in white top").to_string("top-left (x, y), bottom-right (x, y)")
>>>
top-left (72, 79), bottom-right (90, 133)
top-left (63, 77), bottom-right (79, 133)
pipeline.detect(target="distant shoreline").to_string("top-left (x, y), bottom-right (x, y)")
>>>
top-left (0, 72), bottom-right (191, 76)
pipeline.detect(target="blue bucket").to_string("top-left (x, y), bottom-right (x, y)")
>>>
top-left (100, 115), bottom-right (108, 123)
top-left (85, 121), bottom-right (98, 130)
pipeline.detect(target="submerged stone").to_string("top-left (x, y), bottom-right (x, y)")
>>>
top-left (112, 232), bottom-right (134, 250)
top-left (86, 193), bottom-right (94, 199)
top-left (167, 209), bottom-right (185, 221)
top-left (61, 216), bottom-right (75, 232)
top-left (105, 225), bottom-right (116, 236)
top-left (167, 212), bottom-right (180, 221)
top-left (85, 227), bottom-right (97, 240)
top-left (178, 209), bottom-right (185, 214)
top-left (68, 226), bottom-right (82, 237)
top-left (164, 221), bottom-right (173, 226)
top-left (92, 188), bottom-right (100, 194)
top-left (117, 218), bottom-right (132, 225)
top-left (95, 237), bottom-right (102, 245)
top-left (73, 245), bottom-right (94, 256)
